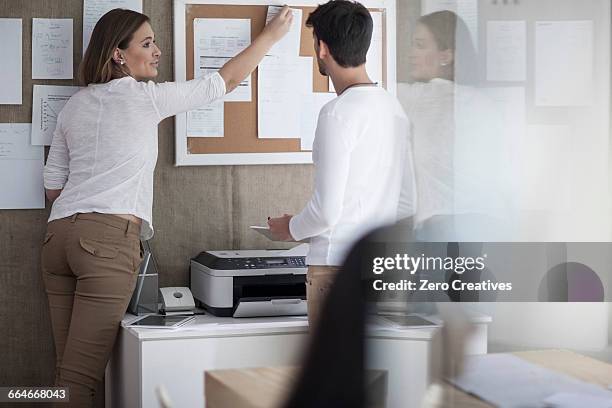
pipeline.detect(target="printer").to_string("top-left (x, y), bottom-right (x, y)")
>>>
top-left (190, 246), bottom-right (308, 317)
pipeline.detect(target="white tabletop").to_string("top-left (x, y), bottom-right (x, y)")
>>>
top-left (121, 312), bottom-right (491, 342)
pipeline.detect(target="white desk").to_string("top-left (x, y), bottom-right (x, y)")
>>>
top-left (106, 313), bottom-right (490, 408)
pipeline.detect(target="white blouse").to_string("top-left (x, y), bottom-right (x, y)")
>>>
top-left (44, 72), bottom-right (226, 239)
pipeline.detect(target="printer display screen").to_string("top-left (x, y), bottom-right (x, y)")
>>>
top-left (265, 258), bottom-right (286, 265)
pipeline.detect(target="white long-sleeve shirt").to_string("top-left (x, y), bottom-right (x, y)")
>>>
top-left (289, 86), bottom-right (413, 266)
top-left (44, 73), bottom-right (226, 239)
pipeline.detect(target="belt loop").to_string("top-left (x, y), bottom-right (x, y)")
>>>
top-left (71, 213), bottom-right (78, 223)
top-left (125, 220), bottom-right (130, 237)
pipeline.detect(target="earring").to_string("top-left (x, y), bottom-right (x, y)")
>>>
top-left (120, 60), bottom-right (125, 65)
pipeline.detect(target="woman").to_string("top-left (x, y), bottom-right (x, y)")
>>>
top-left (398, 10), bottom-right (508, 242)
top-left (41, 8), bottom-right (291, 407)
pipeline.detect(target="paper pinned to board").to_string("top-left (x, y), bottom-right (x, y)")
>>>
top-left (266, 6), bottom-right (302, 57)
top-left (486, 21), bottom-right (526, 82)
top-left (31, 85), bottom-right (81, 146)
top-left (186, 100), bottom-right (224, 137)
top-left (83, 0), bottom-right (142, 54)
top-left (366, 11), bottom-right (383, 86)
top-left (299, 92), bottom-right (336, 150)
top-left (257, 55), bottom-right (312, 139)
top-left (535, 20), bottom-right (594, 106)
top-left (32, 18), bottom-right (73, 79)
top-left (0, 124), bottom-right (45, 209)
top-left (0, 18), bottom-right (22, 104)
top-left (194, 18), bottom-right (251, 102)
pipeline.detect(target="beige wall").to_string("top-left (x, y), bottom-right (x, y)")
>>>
top-left (0, 0), bottom-right (313, 401)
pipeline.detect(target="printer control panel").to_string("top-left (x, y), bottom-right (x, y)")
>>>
top-left (193, 252), bottom-right (306, 270)
top-left (231, 257), bottom-right (306, 269)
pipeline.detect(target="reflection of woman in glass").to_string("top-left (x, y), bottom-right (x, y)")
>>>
top-left (398, 11), bottom-right (507, 241)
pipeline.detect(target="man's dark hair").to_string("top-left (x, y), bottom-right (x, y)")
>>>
top-left (306, 0), bottom-right (373, 67)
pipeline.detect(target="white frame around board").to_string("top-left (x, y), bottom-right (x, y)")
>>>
top-left (173, 0), bottom-right (397, 166)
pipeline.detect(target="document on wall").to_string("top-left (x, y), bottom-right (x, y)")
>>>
top-left (422, 0), bottom-right (478, 51)
top-left (258, 55), bottom-right (312, 139)
top-left (486, 21), bottom-right (526, 82)
top-left (266, 6), bottom-right (302, 57)
top-left (194, 18), bottom-right (251, 102)
top-left (83, 0), bottom-right (142, 54)
top-left (32, 18), bottom-right (73, 79)
top-left (366, 11), bottom-right (383, 86)
top-left (186, 100), bottom-right (224, 137)
top-left (535, 20), bottom-right (594, 106)
top-left (0, 124), bottom-right (45, 209)
top-left (300, 92), bottom-right (336, 150)
top-left (0, 19), bottom-right (22, 104)
top-left (32, 85), bottom-right (81, 146)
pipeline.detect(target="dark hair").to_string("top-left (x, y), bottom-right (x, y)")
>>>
top-left (78, 9), bottom-right (150, 85)
top-left (306, 0), bottom-right (373, 68)
top-left (418, 10), bottom-right (478, 85)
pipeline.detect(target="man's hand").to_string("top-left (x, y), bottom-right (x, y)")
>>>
top-left (268, 214), bottom-right (294, 241)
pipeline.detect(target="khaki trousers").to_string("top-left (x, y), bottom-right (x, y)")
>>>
top-left (41, 213), bottom-right (142, 408)
top-left (306, 265), bottom-right (341, 333)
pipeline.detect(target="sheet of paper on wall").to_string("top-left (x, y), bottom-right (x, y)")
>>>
top-left (0, 124), bottom-right (45, 209)
top-left (258, 55), bottom-right (312, 139)
top-left (300, 92), bottom-right (336, 150)
top-left (186, 100), bottom-right (224, 137)
top-left (366, 11), bottom-right (383, 86)
top-left (535, 20), bottom-right (594, 106)
top-left (0, 19), bottom-right (22, 104)
top-left (486, 21), bottom-right (526, 82)
top-left (32, 18), bottom-right (73, 79)
top-left (422, 0), bottom-right (478, 51)
top-left (266, 6), bottom-right (302, 57)
top-left (83, 0), bottom-right (142, 54)
top-left (31, 85), bottom-right (81, 146)
top-left (194, 18), bottom-right (251, 102)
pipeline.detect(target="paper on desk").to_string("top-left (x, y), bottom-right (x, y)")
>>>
top-left (194, 18), bottom-right (251, 102)
top-left (0, 124), bottom-right (45, 209)
top-left (32, 18), bottom-right (73, 79)
top-left (535, 21), bottom-right (593, 106)
top-left (32, 85), bottom-right (81, 145)
top-left (0, 19), bottom-right (22, 104)
top-left (543, 392), bottom-right (612, 408)
top-left (449, 354), bottom-right (612, 408)
top-left (300, 92), bottom-right (336, 150)
top-left (187, 100), bottom-right (224, 137)
top-left (83, 0), bottom-right (142, 54)
top-left (257, 55), bottom-right (312, 138)
top-left (266, 6), bottom-right (302, 57)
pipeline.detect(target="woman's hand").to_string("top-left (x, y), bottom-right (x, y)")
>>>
top-left (262, 6), bottom-right (294, 43)
top-left (219, 6), bottom-right (293, 93)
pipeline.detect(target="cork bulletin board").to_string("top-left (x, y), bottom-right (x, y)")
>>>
top-left (173, 0), bottom-right (396, 166)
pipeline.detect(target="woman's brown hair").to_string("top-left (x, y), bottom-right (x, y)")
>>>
top-left (78, 9), bottom-right (150, 85)
top-left (418, 10), bottom-right (478, 85)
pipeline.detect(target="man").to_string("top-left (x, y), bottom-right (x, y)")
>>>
top-left (268, 0), bottom-right (413, 330)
